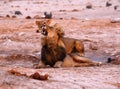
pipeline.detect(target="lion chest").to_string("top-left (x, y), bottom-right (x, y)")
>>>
top-left (41, 45), bottom-right (66, 67)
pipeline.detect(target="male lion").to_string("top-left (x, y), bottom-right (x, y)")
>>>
top-left (35, 21), bottom-right (101, 68)
top-left (39, 26), bottom-right (66, 67)
top-left (36, 19), bottom-right (84, 56)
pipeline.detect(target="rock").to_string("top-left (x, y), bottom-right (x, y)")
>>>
top-left (12, 15), bottom-right (16, 18)
top-left (86, 3), bottom-right (92, 9)
top-left (106, 1), bottom-right (112, 7)
top-left (18, 32), bottom-right (25, 36)
top-left (107, 58), bottom-right (112, 63)
top-left (33, 15), bottom-right (41, 19)
top-left (114, 5), bottom-right (119, 10)
top-left (89, 43), bottom-right (98, 50)
top-left (15, 11), bottom-right (22, 15)
top-left (30, 72), bottom-right (49, 80)
top-left (111, 18), bottom-right (120, 23)
top-left (44, 12), bottom-right (52, 19)
top-left (59, 10), bottom-right (66, 12)
top-left (0, 16), bottom-right (4, 18)
top-left (72, 9), bottom-right (79, 12)
top-left (8, 69), bottom-right (49, 81)
top-left (6, 14), bottom-right (10, 18)
top-left (107, 57), bottom-right (120, 65)
top-left (25, 16), bottom-right (32, 19)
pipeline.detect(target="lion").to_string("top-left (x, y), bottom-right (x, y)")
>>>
top-left (36, 19), bottom-right (84, 56)
top-left (40, 26), bottom-right (66, 67)
top-left (34, 21), bottom-right (101, 68)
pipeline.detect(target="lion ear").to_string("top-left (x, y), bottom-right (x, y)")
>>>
top-left (56, 28), bottom-right (65, 37)
top-left (46, 19), bottom-right (51, 25)
top-left (54, 23), bottom-right (59, 28)
top-left (54, 23), bottom-right (64, 37)
top-left (58, 30), bottom-right (65, 37)
top-left (35, 21), bottom-right (40, 25)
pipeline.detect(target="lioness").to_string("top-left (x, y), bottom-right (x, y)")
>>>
top-left (36, 19), bottom-right (84, 56)
top-left (35, 21), bottom-right (101, 68)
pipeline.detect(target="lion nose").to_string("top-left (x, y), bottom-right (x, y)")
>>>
top-left (36, 29), bottom-right (39, 33)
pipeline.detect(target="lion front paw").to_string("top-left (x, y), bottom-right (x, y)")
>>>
top-left (54, 61), bottom-right (63, 68)
top-left (33, 62), bottom-right (46, 69)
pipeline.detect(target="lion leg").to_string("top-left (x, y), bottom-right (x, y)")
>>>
top-left (70, 53), bottom-right (102, 66)
top-left (61, 55), bottom-right (76, 67)
top-left (54, 61), bottom-right (63, 68)
top-left (75, 41), bottom-right (84, 56)
top-left (54, 55), bottom-right (101, 67)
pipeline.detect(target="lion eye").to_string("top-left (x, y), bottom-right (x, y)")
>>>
top-left (40, 26), bottom-right (43, 28)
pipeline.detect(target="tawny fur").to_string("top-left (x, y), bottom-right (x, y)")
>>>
top-left (36, 19), bottom-right (84, 56)
top-left (35, 20), bottom-right (101, 68)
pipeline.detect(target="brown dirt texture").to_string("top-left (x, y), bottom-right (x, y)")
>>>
top-left (0, 0), bottom-right (120, 89)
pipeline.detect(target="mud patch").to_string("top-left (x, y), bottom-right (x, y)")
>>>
top-left (0, 54), bottom-right (40, 68)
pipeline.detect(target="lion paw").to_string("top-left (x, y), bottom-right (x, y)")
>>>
top-left (33, 62), bottom-right (46, 69)
top-left (97, 62), bottom-right (102, 66)
top-left (54, 61), bottom-right (63, 68)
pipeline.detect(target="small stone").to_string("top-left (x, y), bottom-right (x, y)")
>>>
top-left (89, 43), bottom-right (98, 50)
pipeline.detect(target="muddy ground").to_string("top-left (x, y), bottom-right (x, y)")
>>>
top-left (0, 0), bottom-right (120, 89)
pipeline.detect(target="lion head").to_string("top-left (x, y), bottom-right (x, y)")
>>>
top-left (36, 19), bottom-right (51, 35)
top-left (35, 19), bottom-right (65, 37)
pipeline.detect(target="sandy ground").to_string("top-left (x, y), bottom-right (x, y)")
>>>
top-left (0, 0), bottom-right (120, 89)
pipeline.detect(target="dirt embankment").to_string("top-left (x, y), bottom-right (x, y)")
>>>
top-left (0, 0), bottom-right (120, 89)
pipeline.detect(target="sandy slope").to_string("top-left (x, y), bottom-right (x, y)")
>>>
top-left (0, 0), bottom-right (120, 89)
